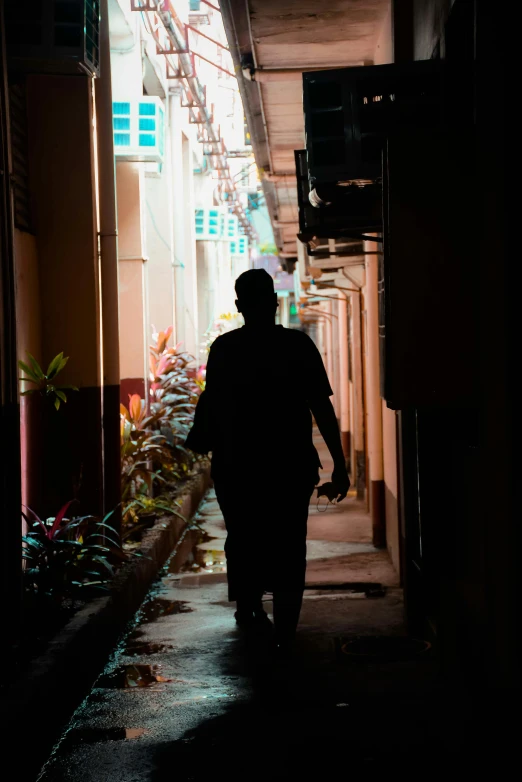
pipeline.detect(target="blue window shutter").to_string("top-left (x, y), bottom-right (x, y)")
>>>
top-left (139, 102), bottom-right (156, 116)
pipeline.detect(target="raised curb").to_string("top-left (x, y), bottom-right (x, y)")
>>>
top-left (3, 466), bottom-right (211, 781)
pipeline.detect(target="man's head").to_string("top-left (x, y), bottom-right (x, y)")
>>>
top-left (235, 269), bottom-right (278, 324)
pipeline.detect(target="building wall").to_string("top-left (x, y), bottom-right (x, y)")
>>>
top-left (197, 241), bottom-right (217, 353)
top-left (382, 401), bottom-right (400, 573)
top-left (145, 164), bottom-right (176, 338)
top-left (25, 74), bottom-right (103, 515)
top-left (374, 9), bottom-right (398, 560)
top-left (116, 161), bottom-right (148, 402)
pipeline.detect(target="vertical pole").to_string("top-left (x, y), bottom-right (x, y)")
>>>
top-left (338, 293), bottom-right (351, 463)
top-left (171, 94), bottom-right (186, 346)
top-left (96, 0), bottom-right (121, 525)
top-left (325, 301), bottom-right (334, 400)
top-left (365, 241), bottom-right (385, 547)
top-left (331, 297), bottom-right (341, 422)
top-left (182, 134), bottom-right (198, 358)
top-left (350, 290), bottom-right (365, 499)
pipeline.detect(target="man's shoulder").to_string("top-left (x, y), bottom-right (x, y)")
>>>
top-left (215, 329), bottom-right (243, 343)
top-left (211, 329), bottom-right (243, 351)
top-left (280, 327), bottom-right (315, 350)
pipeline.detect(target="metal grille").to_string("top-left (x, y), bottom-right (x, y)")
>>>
top-left (8, 83), bottom-right (32, 233)
top-left (84, 1), bottom-right (101, 74)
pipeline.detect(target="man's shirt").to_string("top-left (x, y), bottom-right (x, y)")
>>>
top-left (186, 325), bottom-right (332, 483)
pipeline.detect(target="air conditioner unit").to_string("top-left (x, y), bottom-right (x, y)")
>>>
top-left (195, 207), bottom-right (223, 240)
top-left (195, 207), bottom-right (241, 242)
top-left (4, 0), bottom-right (100, 76)
top-left (221, 213), bottom-right (239, 241)
top-left (113, 97), bottom-right (165, 163)
top-left (303, 60), bottom-right (442, 187)
top-left (294, 149), bottom-right (381, 252)
top-left (230, 236), bottom-right (249, 258)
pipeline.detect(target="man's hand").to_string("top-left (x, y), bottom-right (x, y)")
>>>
top-left (332, 463), bottom-right (350, 502)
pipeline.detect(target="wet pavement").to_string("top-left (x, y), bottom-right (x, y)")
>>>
top-left (35, 441), bottom-right (497, 780)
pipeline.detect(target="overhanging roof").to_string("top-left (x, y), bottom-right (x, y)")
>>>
top-left (221, 0), bottom-right (390, 256)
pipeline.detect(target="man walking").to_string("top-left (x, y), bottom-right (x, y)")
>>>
top-left (186, 269), bottom-right (350, 652)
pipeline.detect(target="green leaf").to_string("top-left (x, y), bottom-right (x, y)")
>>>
top-left (80, 544), bottom-right (111, 553)
top-left (91, 555), bottom-right (114, 575)
top-left (55, 390), bottom-right (67, 403)
top-left (54, 396), bottom-right (61, 411)
top-left (20, 389), bottom-right (37, 396)
top-left (27, 353), bottom-right (45, 379)
top-left (46, 352), bottom-right (64, 379)
top-left (18, 361), bottom-right (40, 384)
top-left (59, 384), bottom-right (79, 391)
top-left (57, 356), bottom-right (69, 374)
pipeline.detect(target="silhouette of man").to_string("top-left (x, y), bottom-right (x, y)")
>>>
top-left (186, 269), bottom-right (350, 651)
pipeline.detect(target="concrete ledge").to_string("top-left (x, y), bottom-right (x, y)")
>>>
top-left (3, 466), bottom-right (211, 781)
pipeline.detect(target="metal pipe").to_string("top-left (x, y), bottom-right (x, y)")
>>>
top-left (201, 0), bottom-right (221, 11)
top-left (243, 65), bottom-right (354, 83)
top-left (243, 67), bottom-right (302, 83)
top-left (338, 293), bottom-right (351, 460)
top-left (350, 287), bottom-right (365, 499)
top-left (364, 238), bottom-right (385, 546)
top-left (193, 50), bottom-right (236, 78)
top-left (186, 24), bottom-right (229, 51)
top-left (96, 0), bottom-right (121, 527)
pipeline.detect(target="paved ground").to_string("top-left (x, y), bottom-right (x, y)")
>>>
top-left (36, 441), bottom-right (502, 780)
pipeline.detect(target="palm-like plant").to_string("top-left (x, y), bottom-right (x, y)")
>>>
top-left (19, 352), bottom-right (78, 410)
top-left (120, 394), bottom-right (172, 499)
top-left (149, 329), bottom-right (201, 474)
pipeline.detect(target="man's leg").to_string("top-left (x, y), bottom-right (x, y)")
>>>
top-left (271, 486), bottom-right (314, 650)
top-left (215, 480), bottom-right (269, 626)
top-left (272, 589), bottom-right (304, 646)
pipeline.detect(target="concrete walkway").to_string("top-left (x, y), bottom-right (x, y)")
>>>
top-left (37, 438), bottom-right (480, 781)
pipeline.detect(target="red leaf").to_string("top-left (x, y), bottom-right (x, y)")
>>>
top-left (22, 505), bottom-right (47, 536)
top-left (50, 500), bottom-right (75, 538)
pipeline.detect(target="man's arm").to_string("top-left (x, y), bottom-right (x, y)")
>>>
top-left (309, 397), bottom-right (350, 501)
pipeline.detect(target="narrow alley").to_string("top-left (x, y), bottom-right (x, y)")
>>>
top-left (37, 438), bottom-right (458, 781)
top-left (0, 1), bottom-right (516, 779)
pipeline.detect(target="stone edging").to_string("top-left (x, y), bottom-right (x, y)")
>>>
top-left (4, 466), bottom-right (211, 781)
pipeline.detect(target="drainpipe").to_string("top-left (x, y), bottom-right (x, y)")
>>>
top-left (350, 289), bottom-right (366, 500)
top-left (325, 301), bottom-right (334, 401)
top-left (331, 298), bottom-right (341, 423)
top-left (96, 0), bottom-right (121, 527)
top-left (243, 66), bottom-right (360, 83)
top-left (364, 239), bottom-right (385, 547)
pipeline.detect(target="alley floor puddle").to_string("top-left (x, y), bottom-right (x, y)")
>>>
top-left (97, 664), bottom-right (172, 689)
top-left (140, 597), bottom-right (193, 623)
top-left (123, 636), bottom-right (173, 656)
top-left (62, 727), bottom-right (148, 746)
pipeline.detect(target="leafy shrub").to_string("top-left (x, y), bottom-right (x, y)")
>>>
top-left (22, 501), bottom-right (119, 598)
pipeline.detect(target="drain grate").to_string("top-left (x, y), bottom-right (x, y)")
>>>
top-left (335, 635), bottom-right (431, 663)
top-left (304, 582), bottom-right (386, 598)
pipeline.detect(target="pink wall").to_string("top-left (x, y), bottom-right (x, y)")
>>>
top-left (116, 161), bottom-right (148, 404)
top-left (14, 228), bottom-right (42, 518)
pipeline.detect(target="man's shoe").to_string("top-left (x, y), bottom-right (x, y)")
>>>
top-left (253, 610), bottom-right (273, 632)
top-left (234, 609), bottom-right (254, 627)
